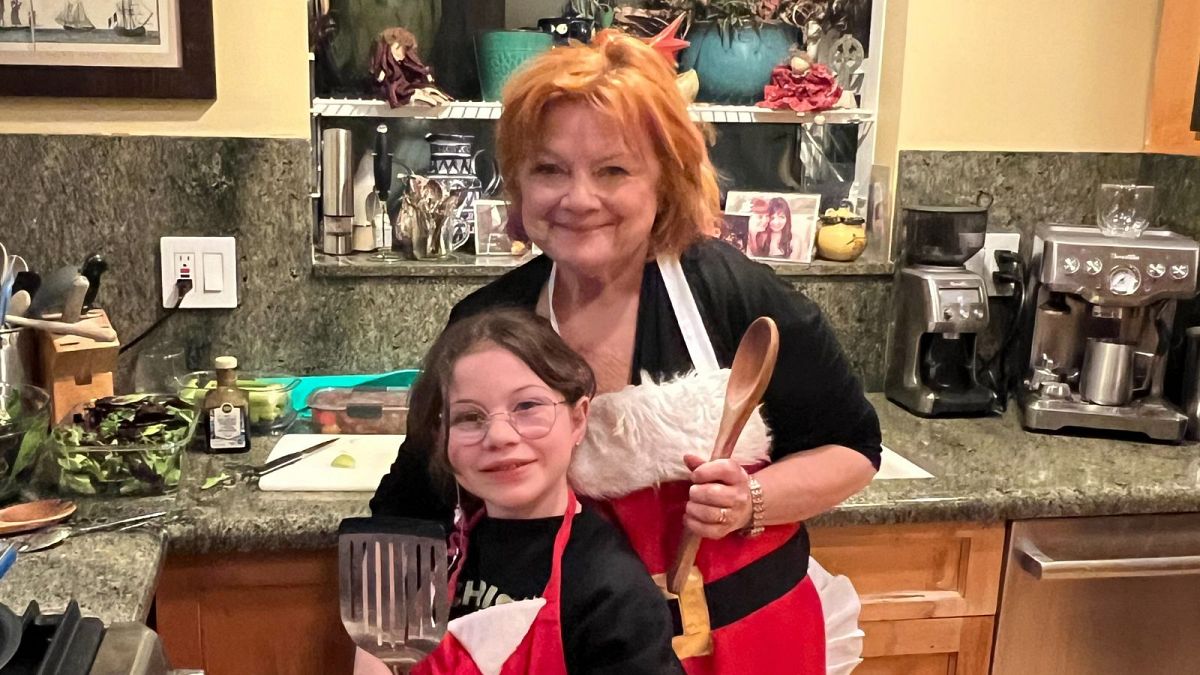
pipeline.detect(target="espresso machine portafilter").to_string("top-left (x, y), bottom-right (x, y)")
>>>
top-left (1019, 223), bottom-right (1200, 441)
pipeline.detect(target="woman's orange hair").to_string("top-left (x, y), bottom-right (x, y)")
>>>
top-left (497, 32), bottom-right (722, 254)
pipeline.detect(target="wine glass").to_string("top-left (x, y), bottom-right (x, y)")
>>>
top-left (1095, 184), bottom-right (1154, 238)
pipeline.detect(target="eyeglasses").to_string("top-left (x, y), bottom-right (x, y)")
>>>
top-left (447, 400), bottom-right (569, 445)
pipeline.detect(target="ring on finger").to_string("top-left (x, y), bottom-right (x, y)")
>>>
top-left (718, 507), bottom-right (728, 524)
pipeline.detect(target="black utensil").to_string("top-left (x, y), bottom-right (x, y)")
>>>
top-left (80, 253), bottom-right (108, 311)
top-left (373, 124), bottom-right (392, 209)
top-left (11, 270), bottom-right (39, 298)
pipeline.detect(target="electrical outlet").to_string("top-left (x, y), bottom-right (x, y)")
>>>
top-left (965, 232), bottom-right (1021, 297)
top-left (174, 253), bottom-right (194, 280)
top-left (160, 236), bottom-right (238, 308)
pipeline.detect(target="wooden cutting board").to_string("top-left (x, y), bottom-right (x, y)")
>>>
top-left (257, 434), bottom-right (405, 492)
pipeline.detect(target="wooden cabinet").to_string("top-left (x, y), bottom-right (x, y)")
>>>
top-left (155, 548), bottom-right (356, 675)
top-left (810, 521), bottom-right (1005, 675)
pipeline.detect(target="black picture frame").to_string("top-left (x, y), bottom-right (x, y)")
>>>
top-left (0, 0), bottom-right (215, 99)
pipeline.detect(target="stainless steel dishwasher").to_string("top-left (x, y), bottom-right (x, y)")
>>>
top-left (993, 513), bottom-right (1200, 674)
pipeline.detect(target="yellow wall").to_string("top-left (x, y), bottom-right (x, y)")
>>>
top-left (0, 0), bottom-right (310, 139)
top-left (0, 0), bottom-right (1166, 151)
top-left (885, 0), bottom-right (1161, 153)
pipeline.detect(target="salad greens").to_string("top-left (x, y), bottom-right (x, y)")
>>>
top-left (0, 387), bottom-right (50, 501)
top-left (47, 394), bottom-right (195, 496)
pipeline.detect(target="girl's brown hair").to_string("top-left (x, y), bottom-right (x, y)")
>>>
top-left (407, 308), bottom-right (597, 490)
top-left (496, 32), bottom-right (723, 255)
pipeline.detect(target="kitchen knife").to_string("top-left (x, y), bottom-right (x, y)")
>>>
top-left (80, 254), bottom-right (108, 311)
top-left (60, 276), bottom-right (88, 324)
top-left (247, 437), bottom-right (341, 480)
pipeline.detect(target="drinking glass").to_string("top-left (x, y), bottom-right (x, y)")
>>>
top-left (133, 347), bottom-right (187, 394)
top-left (1095, 184), bottom-right (1154, 238)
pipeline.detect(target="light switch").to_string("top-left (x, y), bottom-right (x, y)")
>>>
top-left (203, 253), bottom-right (223, 292)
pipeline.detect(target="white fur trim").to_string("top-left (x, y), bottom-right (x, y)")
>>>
top-left (446, 598), bottom-right (546, 675)
top-left (569, 369), bottom-right (772, 499)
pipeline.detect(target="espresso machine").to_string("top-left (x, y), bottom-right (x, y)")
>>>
top-left (1019, 223), bottom-right (1199, 441)
top-left (885, 204), bottom-right (996, 416)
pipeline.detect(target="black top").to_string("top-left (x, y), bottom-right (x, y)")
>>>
top-left (452, 508), bottom-right (684, 674)
top-left (370, 238), bottom-right (882, 524)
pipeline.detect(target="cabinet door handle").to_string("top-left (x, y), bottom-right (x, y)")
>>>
top-left (1017, 539), bottom-right (1200, 580)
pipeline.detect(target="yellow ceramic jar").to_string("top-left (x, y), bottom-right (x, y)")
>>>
top-left (816, 223), bottom-right (868, 261)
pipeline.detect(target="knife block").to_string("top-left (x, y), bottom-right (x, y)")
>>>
top-left (36, 310), bottom-right (120, 423)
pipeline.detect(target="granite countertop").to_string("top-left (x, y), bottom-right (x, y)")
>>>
top-left (815, 394), bottom-right (1200, 526)
top-left (0, 531), bottom-right (165, 625)
top-left (8, 392), bottom-right (1200, 623)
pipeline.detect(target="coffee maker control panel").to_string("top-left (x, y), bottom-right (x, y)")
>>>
top-left (1038, 225), bottom-right (1200, 305)
top-left (930, 278), bottom-right (989, 333)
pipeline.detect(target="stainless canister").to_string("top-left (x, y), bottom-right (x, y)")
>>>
top-left (0, 327), bottom-right (30, 386)
top-left (1183, 327), bottom-right (1200, 440)
top-left (321, 128), bottom-right (355, 255)
top-left (1080, 338), bottom-right (1135, 406)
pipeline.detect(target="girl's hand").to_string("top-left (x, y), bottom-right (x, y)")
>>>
top-left (682, 454), bottom-right (752, 540)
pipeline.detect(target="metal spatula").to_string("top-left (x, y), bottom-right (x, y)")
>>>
top-left (338, 517), bottom-right (449, 674)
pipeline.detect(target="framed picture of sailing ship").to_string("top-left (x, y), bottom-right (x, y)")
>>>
top-left (0, 0), bottom-right (213, 98)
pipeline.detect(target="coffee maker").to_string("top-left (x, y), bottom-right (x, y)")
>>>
top-left (885, 204), bottom-right (996, 416)
top-left (1019, 224), bottom-right (1199, 441)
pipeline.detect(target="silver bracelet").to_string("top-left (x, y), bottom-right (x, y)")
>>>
top-left (741, 477), bottom-right (765, 537)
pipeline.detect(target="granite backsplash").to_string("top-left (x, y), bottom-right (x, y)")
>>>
top-left (0, 135), bottom-right (890, 391)
top-left (2, 137), bottom-right (1195, 396)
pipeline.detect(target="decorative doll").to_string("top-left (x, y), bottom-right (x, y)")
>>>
top-left (369, 27), bottom-right (452, 108)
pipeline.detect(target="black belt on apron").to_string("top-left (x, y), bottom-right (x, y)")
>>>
top-left (666, 526), bottom-right (810, 636)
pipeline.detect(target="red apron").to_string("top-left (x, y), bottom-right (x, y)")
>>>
top-left (604, 480), bottom-right (825, 675)
top-left (411, 493), bottom-right (576, 675)
top-left (551, 256), bottom-right (829, 673)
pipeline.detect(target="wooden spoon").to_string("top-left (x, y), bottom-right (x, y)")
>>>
top-left (0, 499), bottom-right (76, 536)
top-left (666, 316), bottom-right (779, 595)
top-left (2, 314), bottom-right (117, 342)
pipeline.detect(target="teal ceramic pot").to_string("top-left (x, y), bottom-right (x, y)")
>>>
top-left (679, 23), bottom-right (796, 105)
top-left (475, 30), bottom-right (554, 101)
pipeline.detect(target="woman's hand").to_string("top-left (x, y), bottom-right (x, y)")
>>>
top-left (682, 454), bottom-right (753, 540)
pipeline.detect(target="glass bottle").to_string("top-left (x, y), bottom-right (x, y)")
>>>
top-left (203, 356), bottom-right (251, 453)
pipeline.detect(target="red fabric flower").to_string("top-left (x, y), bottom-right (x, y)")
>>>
top-left (757, 63), bottom-right (843, 112)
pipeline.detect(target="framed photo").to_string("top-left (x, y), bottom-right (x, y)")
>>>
top-left (0, 0), bottom-right (214, 99)
top-left (473, 199), bottom-right (532, 257)
top-left (725, 191), bottom-right (822, 263)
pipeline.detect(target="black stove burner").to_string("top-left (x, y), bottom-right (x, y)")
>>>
top-left (0, 601), bottom-right (104, 675)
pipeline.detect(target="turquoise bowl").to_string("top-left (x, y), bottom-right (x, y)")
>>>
top-left (475, 30), bottom-right (554, 101)
top-left (679, 23), bottom-right (796, 105)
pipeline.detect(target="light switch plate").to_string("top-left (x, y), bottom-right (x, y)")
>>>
top-left (160, 236), bottom-right (238, 308)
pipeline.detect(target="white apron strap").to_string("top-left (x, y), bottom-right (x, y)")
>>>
top-left (546, 258), bottom-right (719, 373)
top-left (655, 255), bottom-right (720, 373)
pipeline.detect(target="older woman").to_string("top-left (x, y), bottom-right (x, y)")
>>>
top-left (372, 34), bottom-right (880, 674)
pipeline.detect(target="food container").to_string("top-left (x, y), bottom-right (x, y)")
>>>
top-left (175, 372), bottom-right (300, 432)
top-left (38, 394), bottom-right (197, 497)
top-left (307, 387), bottom-right (409, 435)
top-left (0, 383), bottom-right (51, 502)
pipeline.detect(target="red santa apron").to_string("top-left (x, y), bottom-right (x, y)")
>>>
top-left (551, 256), bottom-right (827, 675)
top-left (409, 492), bottom-right (578, 675)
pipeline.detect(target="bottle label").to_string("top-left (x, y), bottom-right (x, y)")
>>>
top-left (208, 404), bottom-right (248, 450)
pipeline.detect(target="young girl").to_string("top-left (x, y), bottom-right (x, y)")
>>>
top-left (357, 308), bottom-right (683, 675)
top-left (752, 196), bottom-right (794, 259)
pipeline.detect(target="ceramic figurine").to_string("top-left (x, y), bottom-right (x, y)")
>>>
top-left (816, 204), bottom-right (868, 262)
top-left (369, 27), bottom-right (452, 108)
